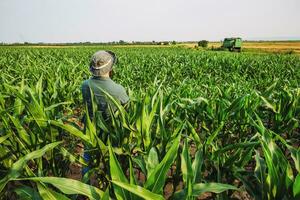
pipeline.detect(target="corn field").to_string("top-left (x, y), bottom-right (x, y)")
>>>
top-left (0, 46), bottom-right (300, 200)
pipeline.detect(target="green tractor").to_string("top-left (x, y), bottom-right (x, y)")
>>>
top-left (222, 37), bottom-right (242, 52)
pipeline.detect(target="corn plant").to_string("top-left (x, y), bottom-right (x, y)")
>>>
top-left (0, 46), bottom-right (299, 199)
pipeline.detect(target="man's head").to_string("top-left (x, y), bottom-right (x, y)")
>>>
top-left (89, 50), bottom-right (117, 77)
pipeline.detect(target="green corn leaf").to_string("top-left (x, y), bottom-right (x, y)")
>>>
top-left (285, 163), bottom-right (294, 190)
top-left (215, 142), bottom-right (259, 154)
top-left (249, 112), bottom-right (266, 135)
top-left (129, 159), bottom-right (137, 185)
top-left (85, 110), bottom-right (107, 152)
top-left (181, 138), bottom-right (193, 196)
top-left (44, 101), bottom-right (72, 111)
top-left (206, 121), bottom-right (224, 146)
top-left (172, 189), bottom-right (186, 200)
top-left (8, 114), bottom-right (31, 145)
top-left (146, 147), bottom-right (159, 176)
top-left (254, 150), bottom-right (266, 191)
top-left (16, 177), bottom-right (103, 200)
top-left (132, 156), bottom-right (147, 175)
top-left (60, 147), bottom-right (87, 166)
top-left (84, 106), bottom-right (97, 146)
top-left (0, 133), bottom-right (11, 144)
top-left (14, 185), bottom-right (42, 200)
top-left (186, 121), bottom-right (200, 146)
top-left (261, 141), bottom-right (279, 198)
top-left (13, 78), bottom-right (26, 115)
top-left (234, 172), bottom-right (261, 200)
top-left (191, 182), bottom-right (238, 196)
top-left (112, 180), bottom-right (164, 200)
top-left (95, 85), bottom-right (132, 130)
top-left (35, 74), bottom-right (43, 105)
top-left (144, 133), bottom-right (180, 193)
top-left (108, 141), bottom-right (131, 200)
top-left (174, 182), bottom-right (238, 199)
top-left (95, 110), bottom-right (110, 133)
top-left (0, 141), bottom-right (62, 193)
top-left (263, 79), bottom-right (278, 96)
top-left (135, 94), bottom-right (160, 151)
top-left (259, 95), bottom-right (278, 113)
top-left (37, 182), bottom-right (71, 200)
top-left (293, 174), bottom-right (300, 197)
top-left (49, 120), bottom-right (90, 143)
top-left (25, 88), bottom-right (47, 127)
top-left (102, 187), bottom-right (110, 200)
top-left (192, 149), bottom-right (204, 183)
top-left (288, 145), bottom-right (300, 173)
top-left (236, 147), bottom-right (255, 168)
top-left (226, 95), bottom-right (247, 113)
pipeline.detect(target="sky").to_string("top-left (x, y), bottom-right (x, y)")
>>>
top-left (0, 0), bottom-right (299, 43)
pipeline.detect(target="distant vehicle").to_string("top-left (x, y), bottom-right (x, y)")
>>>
top-left (222, 38), bottom-right (242, 52)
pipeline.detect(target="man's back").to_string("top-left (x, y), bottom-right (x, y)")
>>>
top-left (81, 76), bottom-right (129, 119)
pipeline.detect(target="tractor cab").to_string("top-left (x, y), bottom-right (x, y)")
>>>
top-left (222, 37), bottom-right (242, 52)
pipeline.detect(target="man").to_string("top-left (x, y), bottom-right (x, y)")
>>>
top-left (81, 50), bottom-right (129, 176)
top-left (81, 50), bottom-right (129, 122)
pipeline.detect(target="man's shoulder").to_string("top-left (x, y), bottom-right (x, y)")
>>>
top-left (81, 79), bottom-right (90, 86)
top-left (108, 79), bottom-right (126, 92)
top-left (110, 81), bottom-right (129, 104)
top-left (104, 80), bottom-right (128, 102)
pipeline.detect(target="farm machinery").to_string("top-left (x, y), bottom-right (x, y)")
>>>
top-left (222, 37), bottom-right (242, 52)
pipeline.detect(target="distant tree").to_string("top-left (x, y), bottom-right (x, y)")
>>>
top-left (119, 40), bottom-right (126, 45)
top-left (198, 40), bottom-right (208, 48)
top-left (171, 40), bottom-right (176, 45)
